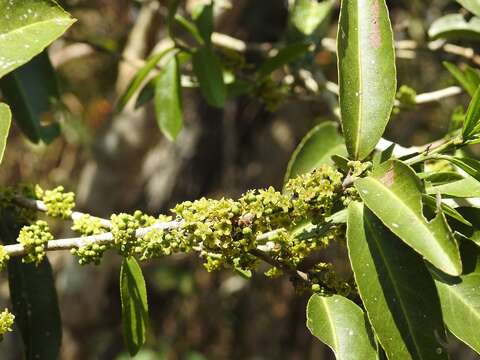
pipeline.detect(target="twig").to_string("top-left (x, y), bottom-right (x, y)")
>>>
top-left (3, 220), bottom-right (183, 257)
top-left (321, 37), bottom-right (480, 66)
top-left (249, 248), bottom-right (310, 283)
top-left (13, 195), bottom-right (112, 228)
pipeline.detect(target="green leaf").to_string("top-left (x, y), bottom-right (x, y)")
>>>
top-left (439, 155), bottom-right (480, 182)
top-left (116, 47), bottom-right (175, 112)
top-left (355, 160), bottom-right (462, 275)
top-left (451, 208), bottom-right (480, 246)
top-left (0, 211), bottom-right (62, 360)
top-left (306, 294), bottom-right (377, 360)
top-left (192, 46), bottom-right (226, 108)
top-left (422, 194), bottom-right (471, 227)
top-left (429, 176), bottom-right (480, 198)
top-left (154, 55), bottom-right (183, 141)
top-left (429, 14), bottom-right (480, 41)
top-left (457, 0), bottom-right (480, 18)
top-left (431, 243), bottom-right (480, 354)
top-left (0, 103), bottom-right (11, 163)
top-left (337, 0), bottom-right (396, 160)
top-left (174, 14), bottom-right (204, 45)
top-left (284, 121), bottom-right (347, 183)
top-left (120, 257), bottom-right (149, 357)
top-left (420, 171), bottom-right (464, 185)
top-left (372, 143), bottom-right (395, 169)
top-left (0, 51), bottom-right (60, 143)
top-left (289, 0), bottom-right (334, 36)
top-left (0, 0), bottom-right (75, 79)
top-left (463, 86), bottom-right (480, 139)
top-left (257, 42), bottom-right (310, 80)
top-left (192, 2), bottom-right (214, 46)
top-left (443, 61), bottom-right (480, 97)
top-left (347, 202), bottom-right (449, 359)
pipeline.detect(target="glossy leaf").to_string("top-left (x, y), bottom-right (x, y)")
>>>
top-left (257, 42), bottom-right (310, 80)
top-left (372, 143), bottom-right (395, 169)
top-left (306, 294), bottom-right (377, 360)
top-left (0, 51), bottom-right (60, 143)
top-left (284, 121), bottom-right (347, 183)
top-left (429, 14), bottom-right (480, 41)
top-left (431, 243), bottom-right (480, 354)
top-left (421, 171), bottom-right (464, 185)
top-left (463, 86), bottom-right (480, 139)
top-left (0, 103), bottom-right (11, 163)
top-left (422, 194), bottom-right (471, 226)
top-left (120, 257), bottom-right (149, 357)
top-left (116, 47), bottom-right (175, 112)
top-left (0, 211), bottom-right (62, 360)
top-left (347, 202), bottom-right (448, 359)
top-left (289, 0), bottom-right (333, 36)
top-left (337, 0), bottom-right (396, 160)
top-left (0, 0), bottom-right (75, 79)
top-left (355, 160), bottom-right (462, 275)
top-left (451, 208), bottom-right (480, 246)
top-left (443, 61), bottom-right (480, 97)
top-left (192, 46), bottom-right (226, 108)
top-left (439, 155), bottom-right (480, 182)
top-left (457, 0), bottom-right (480, 17)
top-left (154, 55), bottom-right (183, 141)
top-left (430, 176), bottom-right (480, 198)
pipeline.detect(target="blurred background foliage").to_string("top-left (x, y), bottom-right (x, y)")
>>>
top-left (0, 0), bottom-right (479, 358)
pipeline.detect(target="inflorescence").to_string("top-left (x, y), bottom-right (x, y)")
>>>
top-left (0, 165), bottom-right (356, 334)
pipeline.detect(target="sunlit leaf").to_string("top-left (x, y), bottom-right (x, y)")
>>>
top-left (284, 121), bottom-right (347, 184)
top-left (356, 160), bottom-right (462, 275)
top-left (0, 103), bottom-right (11, 164)
top-left (457, 0), bottom-right (480, 18)
top-left (347, 202), bottom-right (448, 359)
top-left (306, 293), bottom-right (377, 360)
top-left (429, 14), bottom-right (480, 41)
top-left (463, 86), bottom-right (480, 139)
top-left (337, 0), bottom-right (396, 160)
top-left (116, 47), bottom-right (175, 112)
top-left (289, 0), bottom-right (334, 37)
top-left (0, 0), bottom-right (75, 79)
top-left (429, 176), bottom-right (480, 198)
top-left (439, 155), bottom-right (480, 182)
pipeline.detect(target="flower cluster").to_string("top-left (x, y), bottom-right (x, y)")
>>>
top-left (17, 220), bottom-right (53, 265)
top-left (111, 211), bottom-right (156, 257)
top-left (36, 186), bottom-right (75, 219)
top-left (0, 309), bottom-right (14, 340)
top-left (3, 165), bottom-right (352, 294)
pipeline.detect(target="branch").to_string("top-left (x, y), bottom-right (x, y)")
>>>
top-left (3, 220), bottom-right (183, 257)
top-left (321, 37), bottom-right (480, 66)
top-left (13, 195), bottom-right (112, 228)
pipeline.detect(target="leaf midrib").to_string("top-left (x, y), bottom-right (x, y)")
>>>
top-left (364, 218), bottom-right (425, 359)
top-left (0, 15), bottom-right (73, 41)
top-left (321, 296), bottom-right (340, 354)
top-left (361, 176), bottom-right (457, 271)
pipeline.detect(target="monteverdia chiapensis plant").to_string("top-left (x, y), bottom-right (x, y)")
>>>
top-left (1, 0), bottom-right (480, 359)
